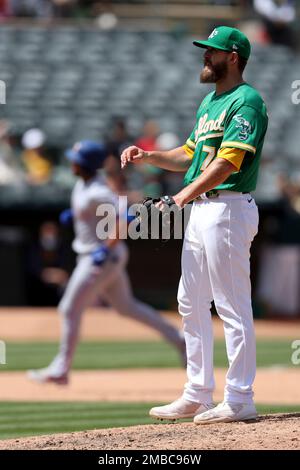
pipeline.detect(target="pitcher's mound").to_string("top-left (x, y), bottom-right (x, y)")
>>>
top-left (0, 413), bottom-right (299, 450)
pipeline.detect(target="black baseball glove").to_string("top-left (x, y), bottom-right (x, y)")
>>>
top-left (135, 195), bottom-right (182, 240)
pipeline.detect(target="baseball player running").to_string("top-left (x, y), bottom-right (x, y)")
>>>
top-left (28, 141), bottom-right (186, 385)
top-left (121, 26), bottom-right (268, 424)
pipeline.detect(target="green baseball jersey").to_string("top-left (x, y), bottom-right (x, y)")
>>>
top-left (183, 82), bottom-right (268, 192)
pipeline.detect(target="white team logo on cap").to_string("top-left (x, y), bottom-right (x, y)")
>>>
top-left (208, 29), bottom-right (218, 39)
top-left (232, 44), bottom-right (238, 50)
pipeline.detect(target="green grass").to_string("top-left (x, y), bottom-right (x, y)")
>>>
top-left (0, 402), bottom-right (298, 440)
top-left (0, 402), bottom-right (155, 439)
top-left (0, 339), bottom-right (296, 371)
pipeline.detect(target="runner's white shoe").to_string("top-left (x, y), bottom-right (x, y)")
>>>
top-left (27, 368), bottom-right (69, 385)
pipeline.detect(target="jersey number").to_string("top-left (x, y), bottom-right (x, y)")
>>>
top-left (200, 146), bottom-right (216, 171)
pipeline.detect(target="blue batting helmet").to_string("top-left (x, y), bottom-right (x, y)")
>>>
top-left (65, 140), bottom-right (108, 171)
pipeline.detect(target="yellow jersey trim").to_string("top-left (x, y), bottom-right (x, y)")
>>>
top-left (217, 147), bottom-right (246, 171)
top-left (183, 144), bottom-right (194, 159)
top-left (220, 141), bottom-right (256, 154)
top-left (186, 138), bottom-right (196, 150)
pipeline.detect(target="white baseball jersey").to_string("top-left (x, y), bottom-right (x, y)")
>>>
top-left (71, 174), bottom-right (118, 254)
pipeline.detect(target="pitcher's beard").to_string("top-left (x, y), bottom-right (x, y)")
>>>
top-left (200, 61), bottom-right (228, 83)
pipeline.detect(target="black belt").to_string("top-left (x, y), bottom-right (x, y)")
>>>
top-left (205, 190), bottom-right (219, 198)
top-left (196, 190), bottom-right (250, 200)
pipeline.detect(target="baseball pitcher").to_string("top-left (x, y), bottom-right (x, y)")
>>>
top-left (121, 26), bottom-right (268, 424)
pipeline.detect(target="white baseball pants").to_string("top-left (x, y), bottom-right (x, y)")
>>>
top-left (49, 242), bottom-right (183, 376)
top-left (178, 192), bottom-right (259, 404)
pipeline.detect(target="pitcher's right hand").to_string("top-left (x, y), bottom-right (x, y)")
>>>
top-left (120, 146), bottom-right (146, 169)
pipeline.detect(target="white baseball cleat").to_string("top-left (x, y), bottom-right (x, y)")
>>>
top-left (27, 368), bottom-right (69, 386)
top-left (149, 397), bottom-right (214, 420)
top-left (194, 401), bottom-right (258, 425)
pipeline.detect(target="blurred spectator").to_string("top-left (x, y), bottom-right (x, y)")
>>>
top-left (9, 0), bottom-right (54, 17)
top-left (52, 0), bottom-right (77, 17)
top-left (136, 163), bottom-right (164, 198)
top-left (107, 119), bottom-right (134, 160)
top-left (156, 132), bottom-right (180, 152)
top-left (0, 0), bottom-right (9, 16)
top-left (92, 1), bottom-right (118, 30)
top-left (135, 120), bottom-right (160, 152)
top-left (26, 221), bottom-right (69, 306)
top-left (133, 120), bottom-right (164, 197)
top-left (0, 120), bottom-right (25, 185)
top-left (96, 11), bottom-right (118, 30)
top-left (9, 0), bottom-right (77, 17)
top-left (105, 119), bottom-right (131, 192)
top-left (21, 128), bottom-right (53, 185)
top-left (104, 162), bottom-right (127, 195)
top-left (104, 162), bottom-right (142, 205)
top-left (253, 0), bottom-right (296, 48)
top-left (105, 119), bottom-right (142, 201)
top-left (277, 172), bottom-right (300, 214)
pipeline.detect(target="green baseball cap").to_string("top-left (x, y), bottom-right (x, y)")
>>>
top-left (193, 26), bottom-right (251, 60)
